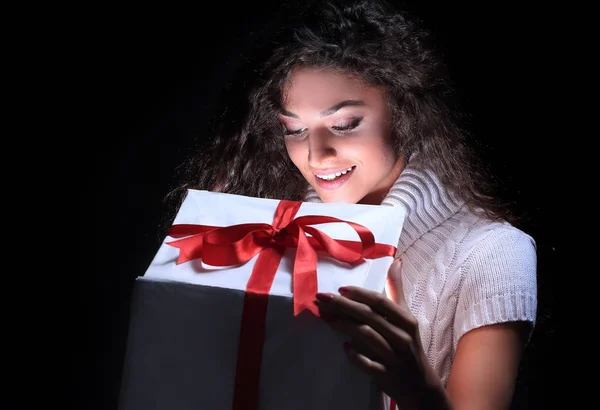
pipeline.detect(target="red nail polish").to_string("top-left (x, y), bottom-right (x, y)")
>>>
top-left (338, 286), bottom-right (349, 294)
top-left (315, 292), bottom-right (334, 301)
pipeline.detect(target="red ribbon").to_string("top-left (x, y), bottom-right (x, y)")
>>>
top-left (167, 199), bottom-right (396, 316)
top-left (166, 199), bottom-right (396, 410)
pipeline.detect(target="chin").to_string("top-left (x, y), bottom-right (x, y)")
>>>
top-left (318, 193), bottom-right (360, 204)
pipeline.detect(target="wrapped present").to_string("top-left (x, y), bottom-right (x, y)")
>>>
top-left (118, 190), bottom-right (406, 410)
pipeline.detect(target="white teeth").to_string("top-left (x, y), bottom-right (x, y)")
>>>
top-left (316, 166), bottom-right (354, 180)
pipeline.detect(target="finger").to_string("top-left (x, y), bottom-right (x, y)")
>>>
top-left (336, 286), bottom-right (418, 338)
top-left (316, 292), bottom-right (416, 354)
top-left (343, 341), bottom-right (388, 378)
top-left (327, 319), bottom-right (396, 365)
top-left (385, 258), bottom-right (406, 306)
top-left (343, 343), bottom-right (404, 399)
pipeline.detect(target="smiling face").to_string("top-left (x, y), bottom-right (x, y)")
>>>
top-left (280, 67), bottom-right (405, 204)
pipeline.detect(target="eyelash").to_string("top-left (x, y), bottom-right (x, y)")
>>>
top-left (284, 117), bottom-right (363, 136)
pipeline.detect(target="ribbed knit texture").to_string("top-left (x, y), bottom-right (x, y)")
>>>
top-left (304, 158), bottom-right (537, 389)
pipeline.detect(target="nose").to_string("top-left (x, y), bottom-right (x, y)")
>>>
top-left (307, 130), bottom-right (337, 167)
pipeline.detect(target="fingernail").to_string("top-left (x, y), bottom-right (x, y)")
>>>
top-left (394, 257), bottom-right (402, 262)
top-left (338, 286), bottom-right (349, 294)
top-left (343, 341), bottom-right (353, 351)
top-left (315, 292), bottom-right (334, 301)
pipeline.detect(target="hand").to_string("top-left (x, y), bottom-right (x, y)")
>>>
top-left (315, 259), bottom-right (446, 409)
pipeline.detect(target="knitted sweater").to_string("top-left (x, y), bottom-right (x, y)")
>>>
top-left (304, 160), bottom-right (538, 387)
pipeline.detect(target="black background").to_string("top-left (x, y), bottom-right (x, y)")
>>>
top-left (79, 1), bottom-right (555, 409)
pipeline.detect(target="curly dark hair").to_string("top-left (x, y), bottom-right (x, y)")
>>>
top-left (163, 0), bottom-right (515, 231)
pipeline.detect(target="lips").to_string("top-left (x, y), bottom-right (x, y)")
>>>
top-left (313, 166), bottom-right (356, 190)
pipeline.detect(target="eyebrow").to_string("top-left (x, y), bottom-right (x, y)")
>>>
top-left (280, 100), bottom-right (366, 119)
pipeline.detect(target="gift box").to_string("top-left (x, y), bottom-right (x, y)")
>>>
top-left (118, 190), bottom-right (406, 410)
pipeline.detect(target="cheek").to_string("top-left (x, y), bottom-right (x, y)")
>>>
top-left (369, 128), bottom-right (395, 163)
top-left (378, 139), bottom-right (396, 161)
top-left (350, 134), bottom-right (393, 163)
top-left (284, 140), bottom-right (306, 167)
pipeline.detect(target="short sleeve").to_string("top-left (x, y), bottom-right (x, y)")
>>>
top-left (453, 226), bottom-right (537, 347)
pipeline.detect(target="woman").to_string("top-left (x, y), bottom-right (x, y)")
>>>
top-left (165, 0), bottom-right (537, 408)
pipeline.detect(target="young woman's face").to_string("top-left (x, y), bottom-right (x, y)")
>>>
top-left (280, 67), bottom-right (405, 204)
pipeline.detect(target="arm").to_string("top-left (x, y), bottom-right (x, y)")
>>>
top-left (445, 321), bottom-right (530, 410)
top-left (446, 226), bottom-right (537, 409)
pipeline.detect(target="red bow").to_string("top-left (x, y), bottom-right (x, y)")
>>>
top-left (166, 199), bottom-right (396, 316)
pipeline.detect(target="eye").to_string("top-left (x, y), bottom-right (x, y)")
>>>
top-left (284, 128), bottom-right (307, 136)
top-left (283, 128), bottom-right (308, 141)
top-left (331, 117), bottom-right (362, 133)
